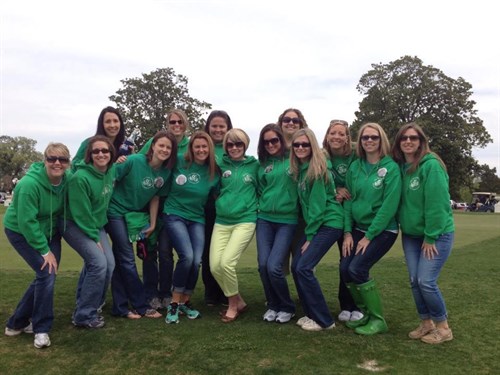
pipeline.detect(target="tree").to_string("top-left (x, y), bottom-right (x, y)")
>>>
top-left (0, 135), bottom-right (43, 191)
top-left (351, 55), bottom-right (492, 198)
top-left (109, 68), bottom-right (212, 147)
top-left (475, 164), bottom-right (500, 193)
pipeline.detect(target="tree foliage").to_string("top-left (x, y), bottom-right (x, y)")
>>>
top-left (476, 164), bottom-right (500, 193)
top-left (0, 135), bottom-right (43, 191)
top-left (109, 68), bottom-right (212, 147)
top-left (351, 55), bottom-right (492, 199)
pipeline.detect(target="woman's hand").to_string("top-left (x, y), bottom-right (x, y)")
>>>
top-left (142, 225), bottom-right (155, 238)
top-left (422, 242), bottom-right (438, 260)
top-left (41, 251), bottom-right (58, 274)
top-left (355, 236), bottom-right (371, 255)
top-left (116, 155), bottom-right (128, 164)
top-left (335, 187), bottom-right (351, 203)
top-left (342, 233), bottom-right (353, 257)
top-left (301, 241), bottom-right (310, 253)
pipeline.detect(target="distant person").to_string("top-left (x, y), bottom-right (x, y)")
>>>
top-left (210, 129), bottom-right (259, 322)
top-left (256, 124), bottom-right (299, 324)
top-left (107, 131), bottom-right (176, 319)
top-left (202, 110), bottom-right (233, 306)
top-left (277, 108), bottom-right (308, 150)
top-left (290, 128), bottom-right (344, 331)
top-left (63, 136), bottom-right (116, 329)
top-left (3, 143), bottom-right (70, 349)
top-left (341, 122), bottom-right (401, 335)
top-left (73, 106), bottom-right (127, 169)
top-left (322, 119), bottom-right (363, 324)
top-left (392, 123), bottom-right (454, 344)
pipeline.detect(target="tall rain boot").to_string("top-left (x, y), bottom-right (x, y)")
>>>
top-left (345, 283), bottom-right (369, 329)
top-left (354, 279), bottom-right (388, 335)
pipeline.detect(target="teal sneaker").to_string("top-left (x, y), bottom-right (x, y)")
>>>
top-left (165, 303), bottom-right (179, 324)
top-left (179, 302), bottom-right (201, 320)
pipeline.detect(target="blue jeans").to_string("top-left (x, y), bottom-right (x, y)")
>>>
top-left (63, 220), bottom-right (115, 324)
top-left (5, 228), bottom-right (61, 334)
top-left (335, 238), bottom-right (358, 311)
top-left (256, 219), bottom-right (296, 314)
top-left (340, 229), bottom-right (398, 284)
top-left (402, 233), bottom-right (454, 322)
top-left (142, 225), bottom-right (173, 301)
top-left (291, 226), bottom-right (343, 328)
top-left (164, 214), bottom-right (205, 295)
top-left (106, 216), bottom-right (149, 316)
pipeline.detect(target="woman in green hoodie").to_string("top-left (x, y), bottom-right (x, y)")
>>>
top-left (4, 143), bottom-right (70, 349)
top-left (63, 136), bottom-right (116, 329)
top-left (210, 128), bottom-right (259, 323)
top-left (392, 123), bottom-right (454, 344)
top-left (341, 122), bottom-right (401, 335)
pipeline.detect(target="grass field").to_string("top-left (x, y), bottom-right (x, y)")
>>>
top-left (1, 207), bottom-right (499, 374)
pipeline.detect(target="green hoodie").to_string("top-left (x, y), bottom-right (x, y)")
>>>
top-left (297, 161), bottom-right (344, 240)
top-left (214, 143), bottom-right (225, 165)
top-left (164, 159), bottom-right (220, 223)
top-left (108, 154), bottom-right (172, 217)
top-left (67, 162), bottom-right (115, 242)
top-left (329, 150), bottom-right (357, 188)
top-left (139, 135), bottom-right (189, 158)
top-left (398, 153), bottom-right (455, 243)
top-left (344, 155), bottom-right (401, 240)
top-left (71, 138), bottom-right (90, 172)
top-left (215, 154), bottom-right (259, 225)
top-left (3, 162), bottom-right (69, 255)
top-left (257, 156), bottom-right (299, 224)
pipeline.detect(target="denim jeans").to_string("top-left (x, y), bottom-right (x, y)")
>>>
top-left (402, 232), bottom-right (454, 322)
top-left (5, 228), bottom-right (61, 334)
top-left (142, 224), bottom-right (173, 301)
top-left (291, 226), bottom-right (343, 328)
top-left (335, 238), bottom-right (357, 311)
top-left (163, 214), bottom-right (205, 295)
top-left (106, 216), bottom-right (149, 316)
top-left (256, 219), bottom-right (296, 314)
top-left (63, 220), bottom-right (115, 324)
top-left (340, 229), bottom-right (398, 284)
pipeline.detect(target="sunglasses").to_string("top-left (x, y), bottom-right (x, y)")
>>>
top-left (169, 120), bottom-right (183, 125)
top-left (226, 141), bottom-right (245, 149)
top-left (46, 156), bottom-right (70, 164)
top-left (91, 148), bottom-right (111, 155)
top-left (292, 142), bottom-right (311, 148)
top-left (263, 137), bottom-right (280, 146)
top-left (360, 135), bottom-right (380, 141)
top-left (400, 135), bottom-right (420, 142)
top-left (282, 117), bottom-right (301, 125)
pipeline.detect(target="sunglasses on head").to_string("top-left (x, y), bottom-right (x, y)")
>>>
top-left (282, 117), bottom-right (301, 125)
top-left (226, 141), bottom-right (245, 149)
top-left (91, 148), bottom-right (111, 155)
top-left (169, 120), bottom-right (183, 125)
top-left (46, 156), bottom-right (70, 164)
top-left (292, 142), bottom-right (311, 148)
top-left (263, 137), bottom-right (280, 146)
top-left (360, 135), bottom-right (380, 141)
top-left (400, 135), bottom-right (420, 142)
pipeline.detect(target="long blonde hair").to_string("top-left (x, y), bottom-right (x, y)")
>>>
top-left (290, 128), bottom-right (330, 184)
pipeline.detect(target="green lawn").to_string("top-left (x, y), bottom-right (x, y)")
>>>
top-left (1, 207), bottom-right (499, 374)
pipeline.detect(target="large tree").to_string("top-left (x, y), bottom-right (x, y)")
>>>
top-left (109, 68), bottom-right (212, 147)
top-left (475, 164), bottom-right (500, 194)
top-left (0, 135), bottom-right (43, 191)
top-left (351, 55), bottom-right (492, 199)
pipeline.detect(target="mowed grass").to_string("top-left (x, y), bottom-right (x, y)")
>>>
top-left (0, 206), bottom-right (499, 374)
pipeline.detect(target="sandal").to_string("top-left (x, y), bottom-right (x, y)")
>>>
top-left (221, 311), bottom-right (239, 323)
top-left (143, 309), bottom-right (162, 318)
top-left (126, 310), bottom-right (141, 320)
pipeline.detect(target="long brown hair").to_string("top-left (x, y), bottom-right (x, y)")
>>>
top-left (185, 131), bottom-right (218, 180)
top-left (290, 128), bottom-right (330, 184)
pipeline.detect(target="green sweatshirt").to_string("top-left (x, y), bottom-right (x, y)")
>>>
top-left (72, 138), bottom-right (90, 172)
top-left (164, 160), bottom-right (220, 223)
top-left (215, 154), bottom-right (259, 225)
top-left (108, 154), bottom-right (172, 217)
top-left (67, 162), bottom-right (115, 242)
top-left (214, 143), bottom-right (225, 165)
top-left (3, 162), bottom-right (69, 255)
top-left (398, 153), bottom-right (455, 243)
top-left (329, 150), bottom-right (357, 188)
top-left (297, 161), bottom-right (344, 240)
top-left (257, 156), bottom-right (299, 224)
top-left (344, 155), bottom-right (401, 240)
top-left (139, 135), bottom-right (189, 159)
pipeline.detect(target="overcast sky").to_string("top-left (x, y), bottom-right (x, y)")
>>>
top-left (1, 0), bottom-right (499, 174)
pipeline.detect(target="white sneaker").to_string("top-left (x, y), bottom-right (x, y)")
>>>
top-left (4, 323), bottom-right (33, 336)
top-left (262, 309), bottom-right (278, 322)
top-left (301, 319), bottom-right (335, 331)
top-left (350, 311), bottom-right (364, 321)
top-left (34, 333), bottom-right (51, 349)
top-left (338, 310), bottom-right (352, 322)
top-left (296, 316), bottom-right (312, 327)
top-left (275, 311), bottom-right (295, 324)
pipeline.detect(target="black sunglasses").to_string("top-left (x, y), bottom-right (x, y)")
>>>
top-left (169, 120), bottom-right (183, 125)
top-left (263, 137), bottom-right (280, 146)
top-left (292, 142), bottom-right (311, 148)
top-left (226, 141), bottom-right (245, 149)
top-left (91, 148), bottom-right (111, 155)
top-left (400, 135), bottom-right (420, 142)
top-left (282, 117), bottom-right (301, 124)
top-left (360, 135), bottom-right (380, 141)
top-left (46, 156), bottom-right (70, 164)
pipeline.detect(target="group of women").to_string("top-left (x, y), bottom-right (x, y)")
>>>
top-left (4, 106), bottom-right (454, 349)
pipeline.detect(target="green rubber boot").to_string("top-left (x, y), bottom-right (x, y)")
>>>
top-left (345, 283), bottom-right (369, 329)
top-left (354, 279), bottom-right (388, 335)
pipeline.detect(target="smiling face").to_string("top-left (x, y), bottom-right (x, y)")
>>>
top-left (327, 124), bottom-right (348, 153)
top-left (400, 128), bottom-right (421, 161)
top-left (226, 139), bottom-right (245, 161)
top-left (90, 140), bottom-right (112, 172)
top-left (263, 130), bottom-right (282, 156)
top-left (102, 112), bottom-right (121, 141)
top-left (167, 113), bottom-right (186, 139)
top-left (208, 117), bottom-right (228, 144)
top-left (192, 138), bottom-right (209, 164)
top-left (281, 111), bottom-right (301, 138)
top-left (360, 127), bottom-right (381, 156)
top-left (44, 151), bottom-right (70, 184)
top-left (292, 134), bottom-right (312, 161)
top-left (151, 136), bottom-right (172, 165)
